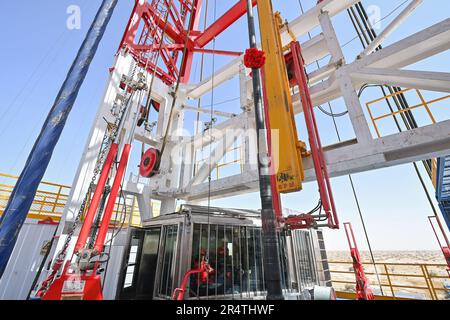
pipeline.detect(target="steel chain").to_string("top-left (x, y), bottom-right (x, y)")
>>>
top-left (57, 61), bottom-right (139, 259)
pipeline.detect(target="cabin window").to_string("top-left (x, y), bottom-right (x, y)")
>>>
top-left (157, 225), bottom-right (179, 297)
top-left (190, 224), bottom-right (267, 298)
top-left (291, 230), bottom-right (318, 289)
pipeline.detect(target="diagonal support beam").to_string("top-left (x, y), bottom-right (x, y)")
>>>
top-left (348, 18), bottom-right (450, 70)
top-left (360, 0), bottom-right (423, 57)
top-left (195, 0), bottom-right (257, 48)
top-left (182, 119), bottom-right (450, 201)
top-left (351, 68), bottom-right (450, 93)
top-left (188, 133), bottom-right (240, 187)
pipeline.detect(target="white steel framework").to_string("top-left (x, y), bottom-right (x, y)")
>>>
top-left (43, 0), bottom-right (450, 298)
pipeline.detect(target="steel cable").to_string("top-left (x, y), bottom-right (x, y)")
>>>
top-left (297, 0), bottom-right (385, 295)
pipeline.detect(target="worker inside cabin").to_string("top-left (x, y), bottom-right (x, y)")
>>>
top-left (189, 226), bottom-right (263, 297)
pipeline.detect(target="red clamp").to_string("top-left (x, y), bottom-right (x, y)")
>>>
top-left (283, 214), bottom-right (316, 230)
top-left (244, 48), bottom-right (266, 69)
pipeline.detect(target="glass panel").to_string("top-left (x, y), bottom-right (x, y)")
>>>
top-left (282, 233), bottom-right (292, 290)
top-left (217, 225), bottom-right (226, 296)
top-left (122, 233), bottom-right (141, 289)
top-left (158, 225), bottom-right (178, 297)
top-left (136, 228), bottom-right (161, 297)
top-left (124, 266), bottom-right (135, 288)
top-left (232, 226), bottom-right (241, 296)
top-left (189, 224), bottom-right (275, 298)
top-left (209, 225), bottom-right (218, 296)
top-left (224, 226), bottom-right (233, 295)
top-left (247, 228), bottom-right (256, 293)
top-left (191, 224), bottom-right (202, 297)
top-left (240, 226), bottom-right (250, 296)
top-left (293, 230), bottom-right (317, 289)
top-left (255, 228), bottom-right (265, 292)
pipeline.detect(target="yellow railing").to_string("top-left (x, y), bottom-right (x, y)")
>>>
top-left (0, 173), bottom-right (71, 222)
top-left (329, 260), bottom-right (450, 300)
top-left (195, 145), bottom-right (244, 180)
top-left (366, 88), bottom-right (450, 138)
top-left (0, 172), bottom-right (143, 227)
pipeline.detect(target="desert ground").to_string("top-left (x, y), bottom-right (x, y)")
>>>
top-left (326, 251), bottom-right (450, 300)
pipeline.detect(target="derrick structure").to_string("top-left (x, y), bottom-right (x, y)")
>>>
top-left (119, 0), bottom-right (256, 85)
top-left (22, 0), bottom-right (450, 300)
top-left (109, 0), bottom-right (450, 204)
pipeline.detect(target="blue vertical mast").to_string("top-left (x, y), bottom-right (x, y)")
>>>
top-left (0, 0), bottom-right (118, 278)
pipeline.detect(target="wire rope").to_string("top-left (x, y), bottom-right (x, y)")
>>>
top-left (205, 0), bottom-right (218, 282)
top-left (193, 0), bottom-right (209, 177)
top-left (298, 0), bottom-right (385, 295)
top-left (159, 5), bottom-right (199, 156)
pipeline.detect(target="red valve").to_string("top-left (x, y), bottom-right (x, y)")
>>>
top-left (244, 48), bottom-right (266, 69)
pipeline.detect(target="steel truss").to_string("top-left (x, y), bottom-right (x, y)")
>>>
top-left (120, 0), bottom-right (257, 84)
top-left (37, 0), bottom-right (450, 299)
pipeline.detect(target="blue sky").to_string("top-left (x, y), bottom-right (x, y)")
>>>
top-left (0, 0), bottom-right (449, 252)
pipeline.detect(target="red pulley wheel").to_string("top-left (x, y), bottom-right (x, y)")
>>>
top-left (140, 148), bottom-right (161, 178)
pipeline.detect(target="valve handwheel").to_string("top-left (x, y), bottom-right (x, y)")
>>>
top-left (140, 148), bottom-right (161, 178)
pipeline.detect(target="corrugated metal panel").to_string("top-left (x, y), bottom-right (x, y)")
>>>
top-left (0, 220), bottom-right (56, 300)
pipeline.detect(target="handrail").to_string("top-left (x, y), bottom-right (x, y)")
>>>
top-left (0, 172), bottom-right (71, 189)
top-left (0, 172), bottom-right (142, 227)
top-left (195, 144), bottom-right (244, 180)
top-left (329, 260), bottom-right (450, 300)
top-left (365, 88), bottom-right (450, 138)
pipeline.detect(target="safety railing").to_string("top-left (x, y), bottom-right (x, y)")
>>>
top-left (329, 260), bottom-right (450, 300)
top-left (195, 145), bottom-right (244, 180)
top-left (109, 194), bottom-right (161, 227)
top-left (0, 172), bottom-right (144, 227)
top-left (365, 88), bottom-right (450, 138)
top-left (0, 173), bottom-right (70, 222)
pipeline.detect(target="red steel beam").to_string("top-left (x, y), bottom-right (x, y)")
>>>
top-left (179, 0), bottom-right (203, 83)
top-left (120, 1), bottom-right (188, 50)
top-left (141, 3), bottom-right (186, 44)
top-left (195, 0), bottom-right (257, 48)
top-left (121, 0), bottom-right (254, 84)
top-left (118, 1), bottom-right (140, 51)
top-left (192, 48), bottom-right (242, 57)
top-left (134, 43), bottom-right (242, 57)
top-left (164, 0), bottom-right (186, 32)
